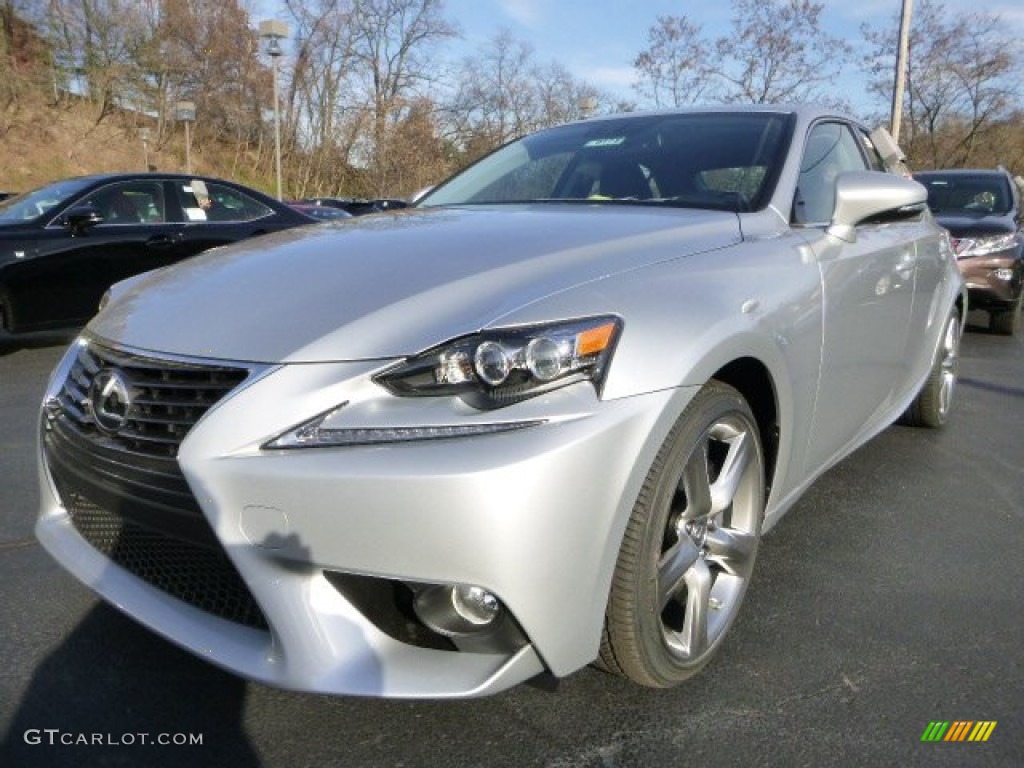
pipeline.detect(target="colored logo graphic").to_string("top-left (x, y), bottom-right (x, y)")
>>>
top-left (921, 721), bottom-right (997, 742)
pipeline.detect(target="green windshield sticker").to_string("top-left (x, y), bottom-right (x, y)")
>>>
top-left (584, 138), bottom-right (626, 148)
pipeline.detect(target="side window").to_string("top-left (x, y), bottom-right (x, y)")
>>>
top-left (174, 179), bottom-right (273, 223)
top-left (793, 123), bottom-right (869, 225)
top-left (83, 181), bottom-right (167, 225)
top-left (856, 129), bottom-right (887, 172)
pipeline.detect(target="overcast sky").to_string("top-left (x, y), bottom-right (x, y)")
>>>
top-left (254, 0), bottom-right (1024, 118)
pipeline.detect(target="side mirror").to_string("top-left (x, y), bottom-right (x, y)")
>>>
top-left (828, 171), bottom-right (927, 243)
top-left (65, 205), bottom-right (104, 234)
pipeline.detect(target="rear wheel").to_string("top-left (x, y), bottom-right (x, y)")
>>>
top-left (598, 381), bottom-right (765, 687)
top-left (900, 308), bottom-right (960, 428)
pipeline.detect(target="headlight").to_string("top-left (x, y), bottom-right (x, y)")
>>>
top-left (957, 233), bottom-right (1020, 258)
top-left (376, 316), bottom-right (622, 409)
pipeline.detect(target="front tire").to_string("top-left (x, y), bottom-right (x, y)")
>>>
top-left (598, 381), bottom-right (766, 687)
top-left (0, 287), bottom-right (14, 333)
top-left (990, 299), bottom-right (1021, 336)
top-left (900, 308), bottom-right (960, 428)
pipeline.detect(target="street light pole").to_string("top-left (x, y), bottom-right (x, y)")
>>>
top-left (271, 50), bottom-right (282, 201)
top-left (259, 20), bottom-right (289, 201)
top-left (140, 127), bottom-right (150, 172)
top-left (176, 101), bottom-right (196, 175)
top-left (890, 0), bottom-right (914, 143)
top-left (184, 121), bottom-right (191, 174)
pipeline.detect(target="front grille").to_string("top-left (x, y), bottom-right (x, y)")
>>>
top-left (45, 341), bottom-right (268, 631)
top-left (57, 342), bottom-right (249, 458)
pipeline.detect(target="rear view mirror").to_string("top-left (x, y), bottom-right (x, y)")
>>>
top-left (65, 205), bottom-right (104, 234)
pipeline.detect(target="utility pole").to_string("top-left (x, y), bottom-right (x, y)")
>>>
top-left (890, 0), bottom-right (913, 143)
top-left (259, 20), bottom-right (289, 201)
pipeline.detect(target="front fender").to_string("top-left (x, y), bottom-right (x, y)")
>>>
top-left (494, 236), bottom-right (824, 525)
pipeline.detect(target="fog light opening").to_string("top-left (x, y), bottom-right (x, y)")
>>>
top-left (414, 584), bottom-right (503, 637)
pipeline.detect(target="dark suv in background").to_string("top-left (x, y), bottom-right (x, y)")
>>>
top-left (915, 168), bottom-right (1023, 335)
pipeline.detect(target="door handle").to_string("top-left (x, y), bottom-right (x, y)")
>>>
top-left (145, 235), bottom-right (174, 249)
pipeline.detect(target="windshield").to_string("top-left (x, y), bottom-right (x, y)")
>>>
top-left (419, 112), bottom-right (794, 213)
top-left (916, 173), bottom-right (1013, 216)
top-left (0, 177), bottom-right (95, 223)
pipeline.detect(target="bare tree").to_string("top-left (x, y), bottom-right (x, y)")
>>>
top-left (378, 95), bottom-right (453, 195)
top-left (446, 29), bottom-right (604, 161)
top-left (45, 0), bottom-right (158, 122)
top-left (281, 0), bottom-right (458, 196)
top-left (862, 0), bottom-right (1021, 168)
top-left (713, 0), bottom-right (851, 106)
top-left (348, 0), bottom-right (456, 194)
top-left (0, 0), bottom-right (46, 119)
top-left (155, 0), bottom-right (268, 152)
top-left (633, 15), bottom-right (709, 108)
top-left (447, 29), bottom-right (539, 149)
top-left (533, 60), bottom-right (602, 128)
top-left (633, 1), bottom-right (852, 109)
top-left (284, 0), bottom-right (358, 149)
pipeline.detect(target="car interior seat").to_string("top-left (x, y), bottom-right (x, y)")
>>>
top-left (107, 191), bottom-right (141, 223)
top-left (597, 159), bottom-right (652, 199)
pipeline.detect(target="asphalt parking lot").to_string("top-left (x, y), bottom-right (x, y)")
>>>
top-left (0, 317), bottom-right (1021, 768)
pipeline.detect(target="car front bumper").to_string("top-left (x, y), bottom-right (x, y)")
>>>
top-left (956, 252), bottom-right (1022, 308)
top-left (36, 340), bottom-right (694, 697)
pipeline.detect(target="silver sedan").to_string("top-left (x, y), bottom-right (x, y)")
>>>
top-left (36, 105), bottom-right (964, 697)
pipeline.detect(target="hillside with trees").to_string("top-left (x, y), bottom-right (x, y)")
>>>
top-left (1, 0), bottom-right (1021, 201)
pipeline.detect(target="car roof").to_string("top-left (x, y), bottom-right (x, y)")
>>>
top-left (578, 103), bottom-right (860, 126)
top-left (914, 169), bottom-right (1008, 177)
top-left (62, 172), bottom-right (250, 184)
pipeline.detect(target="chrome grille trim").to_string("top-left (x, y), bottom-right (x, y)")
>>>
top-left (57, 341), bottom-right (251, 458)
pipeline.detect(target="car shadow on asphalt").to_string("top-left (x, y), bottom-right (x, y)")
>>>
top-left (959, 376), bottom-right (1024, 400)
top-left (0, 603), bottom-right (261, 768)
top-left (0, 331), bottom-right (78, 357)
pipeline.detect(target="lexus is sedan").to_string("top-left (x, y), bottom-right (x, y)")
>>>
top-left (914, 168), bottom-right (1022, 335)
top-left (0, 173), bottom-right (313, 334)
top-left (36, 106), bottom-right (965, 698)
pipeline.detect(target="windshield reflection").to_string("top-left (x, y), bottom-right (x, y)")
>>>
top-left (0, 178), bottom-right (95, 223)
top-left (418, 112), bottom-right (794, 214)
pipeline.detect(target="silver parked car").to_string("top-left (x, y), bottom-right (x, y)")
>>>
top-left (36, 106), bottom-right (965, 697)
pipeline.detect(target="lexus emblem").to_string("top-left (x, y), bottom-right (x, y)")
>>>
top-left (90, 369), bottom-right (132, 433)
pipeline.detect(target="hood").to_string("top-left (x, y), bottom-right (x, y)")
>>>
top-left (933, 212), bottom-right (1016, 239)
top-left (90, 205), bottom-right (740, 363)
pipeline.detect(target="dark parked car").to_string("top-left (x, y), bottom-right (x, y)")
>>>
top-left (914, 168), bottom-right (1023, 335)
top-left (287, 202), bottom-right (353, 221)
top-left (0, 173), bottom-right (314, 334)
top-left (297, 197), bottom-right (410, 216)
top-left (0, 191), bottom-right (15, 202)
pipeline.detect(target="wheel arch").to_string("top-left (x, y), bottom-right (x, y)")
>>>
top-left (710, 357), bottom-right (780, 497)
